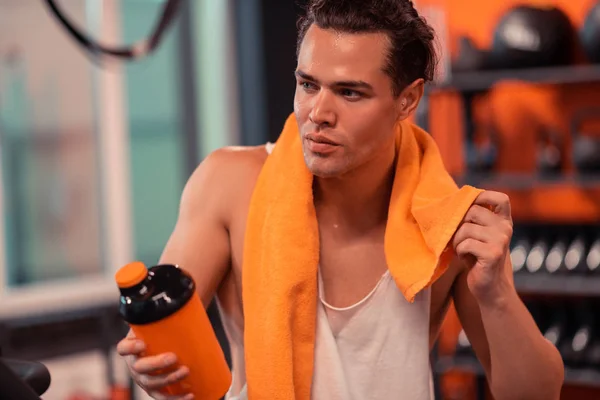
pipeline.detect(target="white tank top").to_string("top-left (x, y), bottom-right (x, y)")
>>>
top-left (312, 268), bottom-right (434, 400)
top-left (225, 143), bottom-right (434, 400)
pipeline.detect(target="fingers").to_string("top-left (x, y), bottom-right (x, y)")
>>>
top-left (473, 190), bottom-right (511, 220)
top-left (455, 238), bottom-right (488, 261)
top-left (116, 335), bottom-right (146, 357)
top-left (117, 331), bottom-right (192, 398)
top-left (452, 223), bottom-right (493, 249)
top-left (463, 204), bottom-right (497, 226)
top-left (463, 204), bottom-right (513, 238)
top-left (137, 365), bottom-right (190, 391)
top-left (454, 220), bottom-right (510, 256)
top-left (150, 392), bottom-right (194, 400)
top-left (133, 353), bottom-right (179, 375)
top-left (455, 234), bottom-right (508, 266)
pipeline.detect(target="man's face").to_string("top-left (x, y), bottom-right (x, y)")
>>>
top-left (294, 24), bottom-right (403, 178)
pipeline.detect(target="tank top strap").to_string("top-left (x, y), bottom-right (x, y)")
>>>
top-left (265, 142), bottom-right (275, 155)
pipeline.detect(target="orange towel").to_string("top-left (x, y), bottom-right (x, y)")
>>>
top-left (242, 113), bottom-right (483, 399)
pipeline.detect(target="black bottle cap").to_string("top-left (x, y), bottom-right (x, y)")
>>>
top-left (117, 264), bottom-right (196, 325)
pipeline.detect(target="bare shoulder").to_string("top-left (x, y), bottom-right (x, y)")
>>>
top-left (206, 145), bottom-right (270, 177)
top-left (181, 145), bottom-right (269, 223)
top-left (202, 145), bottom-right (269, 191)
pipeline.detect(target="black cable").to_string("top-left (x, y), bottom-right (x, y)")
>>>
top-left (42, 0), bottom-right (183, 61)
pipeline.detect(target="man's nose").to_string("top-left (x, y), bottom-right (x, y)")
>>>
top-left (309, 90), bottom-right (336, 127)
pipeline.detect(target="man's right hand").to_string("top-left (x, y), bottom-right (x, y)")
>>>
top-left (116, 330), bottom-right (194, 400)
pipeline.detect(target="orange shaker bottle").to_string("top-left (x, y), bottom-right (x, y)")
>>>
top-left (115, 262), bottom-right (231, 399)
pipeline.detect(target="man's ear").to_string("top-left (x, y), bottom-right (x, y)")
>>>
top-left (395, 78), bottom-right (425, 121)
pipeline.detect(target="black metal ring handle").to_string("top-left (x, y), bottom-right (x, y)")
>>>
top-left (42, 0), bottom-right (182, 60)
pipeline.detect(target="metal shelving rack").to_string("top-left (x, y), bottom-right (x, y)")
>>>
top-left (420, 64), bottom-right (600, 398)
top-left (435, 355), bottom-right (600, 389)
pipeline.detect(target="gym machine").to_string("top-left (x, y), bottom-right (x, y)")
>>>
top-left (0, 356), bottom-right (51, 400)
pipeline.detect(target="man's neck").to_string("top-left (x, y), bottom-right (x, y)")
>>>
top-left (314, 146), bottom-right (396, 235)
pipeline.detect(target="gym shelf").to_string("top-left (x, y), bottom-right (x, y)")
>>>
top-left (455, 174), bottom-right (600, 222)
top-left (565, 368), bottom-right (600, 388)
top-left (434, 355), bottom-right (600, 388)
top-left (429, 64), bottom-right (600, 93)
top-left (514, 274), bottom-right (600, 297)
top-left (455, 173), bottom-right (600, 190)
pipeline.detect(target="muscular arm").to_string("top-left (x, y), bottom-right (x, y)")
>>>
top-left (116, 149), bottom-right (252, 396)
top-left (452, 255), bottom-right (564, 400)
top-left (158, 149), bottom-right (234, 307)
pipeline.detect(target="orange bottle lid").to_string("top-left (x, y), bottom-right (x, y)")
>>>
top-left (116, 261), bottom-right (148, 288)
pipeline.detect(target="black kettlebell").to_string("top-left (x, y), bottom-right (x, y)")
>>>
top-left (571, 108), bottom-right (600, 173)
top-left (536, 128), bottom-right (564, 175)
top-left (452, 36), bottom-right (491, 72)
top-left (489, 5), bottom-right (575, 70)
top-left (581, 2), bottom-right (600, 63)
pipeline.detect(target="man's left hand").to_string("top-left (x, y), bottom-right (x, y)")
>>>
top-left (452, 190), bottom-right (514, 304)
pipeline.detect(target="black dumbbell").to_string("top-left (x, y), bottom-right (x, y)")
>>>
top-left (562, 304), bottom-right (595, 367)
top-left (510, 238), bottom-right (531, 274)
top-left (525, 239), bottom-right (549, 274)
top-left (545, 237), bottom-right (568, 274)
top-left (544, 303), bottom-right (568, 351)
top-left (571, 108), bottom-right (600, 173)
top-left (564, 236), bottom-right (588, 274)
top-left (586, 238), bottom-right (600, 274)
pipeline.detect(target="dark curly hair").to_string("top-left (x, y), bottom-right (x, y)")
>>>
top-left (297, 0), bottom-right (437, 96)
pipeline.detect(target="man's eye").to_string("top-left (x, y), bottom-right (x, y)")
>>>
top-left (341, 89), bottom-right (361, 99)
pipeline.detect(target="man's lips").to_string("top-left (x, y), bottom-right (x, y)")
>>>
top-left (304, 132), bottom-right (340, 146)
top-left (305, 133), bottom-right (340, 154)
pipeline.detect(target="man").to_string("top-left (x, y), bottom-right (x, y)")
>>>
top-left (117, 1), bottom-right (564, 399)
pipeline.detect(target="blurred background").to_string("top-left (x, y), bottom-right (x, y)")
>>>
top-left (1, 0), bottom-right (600, 399)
